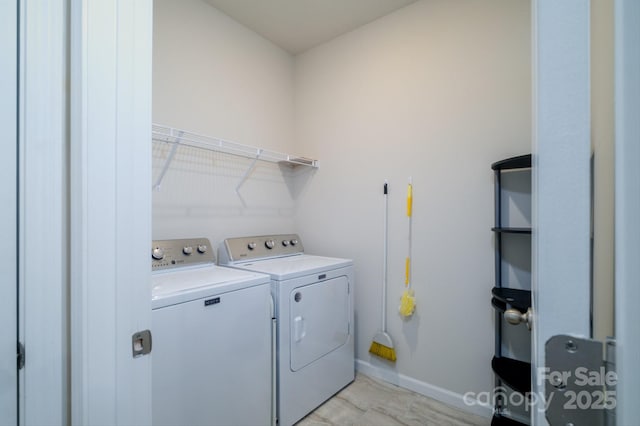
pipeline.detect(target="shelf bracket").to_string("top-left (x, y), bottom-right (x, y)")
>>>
top-left (235, 148), bottom-right (263, 194)
top-left (153, 130), bottom-right (184, 191)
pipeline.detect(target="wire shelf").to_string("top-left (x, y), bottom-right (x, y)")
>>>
top-left (151, 124), bottom-right (318, 191)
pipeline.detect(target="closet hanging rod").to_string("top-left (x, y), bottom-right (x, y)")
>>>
top-left (152, 124), bottom-right (319, 168)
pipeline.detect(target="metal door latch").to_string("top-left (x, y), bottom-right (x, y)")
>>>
top-left (132, 330), bottom-right (152, 358)
top-left (544, 335), bottom-right (616, 426)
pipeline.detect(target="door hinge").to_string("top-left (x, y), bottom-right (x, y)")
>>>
top-left (544, 335), bottom-right (616, 426)
top-left (17, 341), bottom-right (25, 370)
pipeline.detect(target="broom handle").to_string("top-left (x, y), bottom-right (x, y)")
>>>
top-left (407, 178), bottom-right (412, 289)
top-left (382, 181), bottom-right (388, 332)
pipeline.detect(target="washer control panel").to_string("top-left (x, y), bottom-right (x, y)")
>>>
top-left (221, 234), bottom-right (304, 262)
top-left (151, 238), bottom-right (214, 271)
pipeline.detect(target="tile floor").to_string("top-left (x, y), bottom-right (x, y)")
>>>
top-left (296, 373), bottom-right (490, 426)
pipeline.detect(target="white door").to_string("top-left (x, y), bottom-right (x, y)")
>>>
top-left (0, 0), bottom-right (18, 424)
top-left (289, 277), bottom-right (350, 371)
top-left (533, 1), bottom-right (639, 425)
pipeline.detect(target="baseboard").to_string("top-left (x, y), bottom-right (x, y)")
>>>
top-left (355, 359), bottom-right (493, 419)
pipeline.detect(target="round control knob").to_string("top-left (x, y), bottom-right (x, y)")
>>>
top-left (290, 239), bottom-right (298, 246)
top-left (197, 244), bottom-right (208, 254)
top-left (282, 240), bottom-right (290, 247)
top-left (247, 242), bottom-right (257, 250)
top-left (183, 246), bottom-right (193, 255)
top-left (265, 240), bottom-right (275, 249)
top-left (152, 247), bottom-right (164, 260)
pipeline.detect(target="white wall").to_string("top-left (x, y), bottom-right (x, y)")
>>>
top-left (294, 0), bottom-right (531, 398)
top-left (153, 0), bottom-right (300, 247)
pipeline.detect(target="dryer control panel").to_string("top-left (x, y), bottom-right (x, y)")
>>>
top-left (151, 238), bottom-right (214, 271)
top-left (221, 234), bottom-right (304, 263)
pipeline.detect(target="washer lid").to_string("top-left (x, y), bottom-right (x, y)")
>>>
top-left (151, 265), bottom-right (270, 309)
top-left (232, 254), bottom-right (352, 280)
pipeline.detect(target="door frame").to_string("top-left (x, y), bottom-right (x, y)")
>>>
top-left (69, 0), bottom-right (153, 424)
top-left (531, 1), bottom-right (591, 424)
top-left (17, 0), bottom-right (68, 424)
top-left (15, 0), bottom-right (154, 423)
top-left (533, 1), bottom-right (640, 424)
top-left (0, 0), bottom-right (18, 423)
top-left (614, 0), bottom-right (640, 423)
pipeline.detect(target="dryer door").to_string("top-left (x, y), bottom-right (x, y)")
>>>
top-left (290, 276), bottom-right (349, 371)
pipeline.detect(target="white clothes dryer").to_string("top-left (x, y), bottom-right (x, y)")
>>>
top-left (151, 238), bottom-right (274, 426)
top-left (219, 234), bottom-right (355, 426)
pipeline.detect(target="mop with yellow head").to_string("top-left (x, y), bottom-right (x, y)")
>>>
top-left (399, 178), bottom-right (416, 318)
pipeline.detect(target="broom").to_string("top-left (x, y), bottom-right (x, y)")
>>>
top-left (399, 178), bottom-right (416, 318)
top-left (369, 181), bottom-right (397, 362)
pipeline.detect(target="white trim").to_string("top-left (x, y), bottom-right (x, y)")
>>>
top-left (70, 0), bottom-right (153, 424)
top-left (69, 0), bottom-right (88, 421)
top-left (0, 0), bottom-right (18, 422)
top-left (355, 359), bottom-right (492, 419)
top-left (18, 0), bottom-right (68, 424)
top-left (615, 0), bottom-right (640, 423)
top-left (531, 1), bottom-right (591, 425)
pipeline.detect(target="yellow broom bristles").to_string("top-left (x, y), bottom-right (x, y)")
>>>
top-left (369, 341), bottom-right (397, 362)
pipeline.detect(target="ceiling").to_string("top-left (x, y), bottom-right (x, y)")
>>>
top-left (204, 0), bottom-right (418, 55)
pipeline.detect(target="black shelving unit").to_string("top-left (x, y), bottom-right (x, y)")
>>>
top-left (491, 357), bottom-right (531, 395)
top-left (491, 227), bottom-right (532, 234)
top-left (491, 154), bottom-right (532, 426)
top-left (491, 288), bottom-right (531, 313)
top-left (491, 413), bottom-right (529, 426)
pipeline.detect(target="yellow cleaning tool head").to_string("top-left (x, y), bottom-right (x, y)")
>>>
top-left (407, 183), bottom-right (413, 217)
top-left (369, 331), bottom-right (397, 362)
top-left (399, 289), bottom-right (416, 317)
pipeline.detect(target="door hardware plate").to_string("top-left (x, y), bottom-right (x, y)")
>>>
top-left (544, 335), bottom-right (615, 426)
top-left (132, 330), bottom-right (152, 358)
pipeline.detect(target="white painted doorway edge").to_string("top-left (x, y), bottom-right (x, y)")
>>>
top-left (18, 0), bottom-right (68, 424)
top-left (533, 0), bottom-right (640, 424)
top-left (531, 0), bottom-right (591, 425)
top-left (69, 0), bottom-right (153, 424)
top-left (614, 0), bottom-right (640, 423)
top-left (0, 0), bottom-right (18, 423)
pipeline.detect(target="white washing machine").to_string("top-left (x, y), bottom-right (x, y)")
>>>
top-left (151, 238), bottom-right (275, 426)
top-left (219, 234), bottom-right (354, 426)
